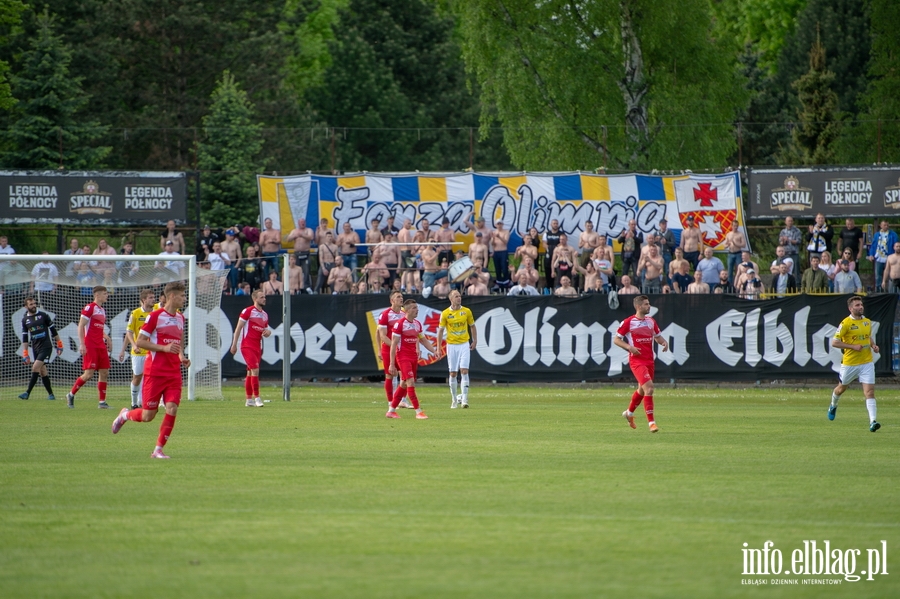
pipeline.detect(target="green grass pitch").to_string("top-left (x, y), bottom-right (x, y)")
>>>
top-left (1, 384), bottom-right (897, 598)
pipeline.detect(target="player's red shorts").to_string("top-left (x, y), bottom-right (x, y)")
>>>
top-left (82, 346), bottom-right (110, 370)
top-left (630, 361), bottom-right (654, 385)
top-left (241, 345), bottom-right (261, 370)
top-left (142, 374), bottom-right (182, 410)
top-left (396, 357), bottom-right (418, 382)
top-left (380, 344), bottom-right (395, 375)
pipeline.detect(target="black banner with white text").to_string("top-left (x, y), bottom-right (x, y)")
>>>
top-left (219, 294), bottom-right (898, 381)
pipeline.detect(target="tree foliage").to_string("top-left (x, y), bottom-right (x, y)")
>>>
top-left (0, 10), bottom-right (110, 169)
top-left (0, 0), bottom-right (25, 112)
top-left (197, 71), bottom-right (265, 227)
top-left (453, 0), bottom-right (747, 171)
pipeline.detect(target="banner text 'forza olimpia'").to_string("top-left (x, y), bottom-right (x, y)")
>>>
top-left (218, 294), bottom-right (897, 381)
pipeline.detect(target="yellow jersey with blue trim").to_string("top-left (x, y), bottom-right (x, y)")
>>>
top-left (833, 315), bottom-right (873, 366)
top-left (127, 306), bottom-right (153, 356)
top-left (439, 306), bottom-right (475, 345)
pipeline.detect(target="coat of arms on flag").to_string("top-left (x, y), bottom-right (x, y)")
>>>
top-left (672, 175), bottom-right (739, 249)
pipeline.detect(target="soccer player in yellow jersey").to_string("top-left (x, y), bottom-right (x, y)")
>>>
top-left (436, 289), bottom-right (477, 408)
top-left (119, 289), bottom-right (155, 409)
top-left (829, 295), bottom-right (881, 432)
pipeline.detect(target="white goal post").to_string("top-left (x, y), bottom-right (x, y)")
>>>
top-left (0, 253), bottom-right (228, 401)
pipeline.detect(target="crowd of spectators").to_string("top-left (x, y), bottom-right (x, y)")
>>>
top-left (0, 213), bottom-right (895, 299)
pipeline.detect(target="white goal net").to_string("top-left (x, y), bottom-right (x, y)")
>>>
top-left (0, 254), bottom-right (229, 402)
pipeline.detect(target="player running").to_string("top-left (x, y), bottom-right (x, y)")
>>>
top-left (67, 286), bottom-right (113, 409)
top-left (376, 291), bottom-right (412, 409)
top-left (828, 295), bottom-right (882, 432)
top-left (118, 289), bottom-right (155, 409)
top-left (436, 289), bottom-right (477, 408)
top-left (111, 281), bottom-right (191, 458)
top-left (386, 299), bottom-right (437, 420)
top-left (230, 289), bottom-right (272, 407)
top-left (613, 294), bottom-right (669, 433)
top-left (18, 297), bottom-right (63, 400)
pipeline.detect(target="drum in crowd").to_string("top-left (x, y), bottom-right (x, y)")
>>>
top-left (448, 256), bottom-right (476, 282)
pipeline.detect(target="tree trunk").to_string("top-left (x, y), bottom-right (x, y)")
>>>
top-left (617, 1), bottom-right (650, 168)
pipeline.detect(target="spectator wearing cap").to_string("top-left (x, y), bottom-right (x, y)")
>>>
top-left (469, 214), bottom-right (493, 249)
top-left (160, 219), bottom-right (186, 254)
top-left (221, 228), bottom-right (243, 292)
top-left (734, 250), bottom-right (759, 284)
top-left (259, 217), bottom-right (284, 279)
top-left (833, 259), bottom-right (863, 294)
top-left (679, 214), bottom-right (703, 269)
top-left (771, 262), bottom-right (797, 296)
top-left (738, 267), bottom-right (764, 299)
top-left (155, 239), bottom-right (185, 280)
top-left (380, 215), bottom-right (400, 238)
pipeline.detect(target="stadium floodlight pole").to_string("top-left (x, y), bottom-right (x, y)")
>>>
top-left (283, 252), bottom-right (291, 401)
top-left (187, 254), bottom-right (198, 401)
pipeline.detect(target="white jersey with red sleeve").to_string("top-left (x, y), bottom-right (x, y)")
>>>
top-left (238, 306), bottom-right (268, 349)
top-left (616, 315), bottom-right (660, 366)
top-left (140, 308), bottom-right (186, 379)
top-left (391, 317), bottom-right (423, 361)
top-left (80, 302), bottom-right (107, 349)
top-left (377, 308), bottom-right (406, 347)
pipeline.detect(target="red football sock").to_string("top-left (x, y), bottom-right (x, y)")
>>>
top-left (644, 396), bottom-right (654, 422)
top-left (251, 376), bottom-right (260, 397)
top-left (98, 381), bottom-right (107, 402)
top-left (384, 378), bottom-right (393, 402)
top-left (71, 377), bottom-right (86, 395)
top-left (157, 413), bottom-right (176, 447)
top-left (244, 376), bottom-right (252, 399)
top-left (391, 386), bottom-right (407, 409)
top-left (628, 390), bottom-right (644, 413)
top-left (407, 387), bottom-right (420, 410)
top-left (127, 408), bottom-right (144, 422)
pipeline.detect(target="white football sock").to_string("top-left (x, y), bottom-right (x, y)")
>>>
top-left (831, 393), bottom-right (840, 407)
top-left (866, 398), bottom-right (877, 422)
top-left (449, 377), bottom-right (458, 400)
top-left (131, 384), bottom-right (139, 404)
top-left (461, 374), bottom-right (470, 401)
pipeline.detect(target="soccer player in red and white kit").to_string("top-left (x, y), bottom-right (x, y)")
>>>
top-left (387, 299), bottom-right (437, 419)
top-left (376, 291), bottom-right (412, 409)
top-left (67, 286), bottom-right (113, 409)
top-left (111, 281), bottom-right (191, 459)
top-left (613, 295), bottom-right (669, 433)
top-left (230, 289), bottom-right (272, 407)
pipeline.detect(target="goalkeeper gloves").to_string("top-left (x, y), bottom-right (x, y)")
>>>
top-left (22, 349), bottom-right (29, 364)
top-left (56, 339), bottom-right (64, 356)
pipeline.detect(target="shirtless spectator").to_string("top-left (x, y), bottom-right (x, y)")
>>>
top-left (735, 251), bottom-right (759, 282)
top-left (723, 226), bottom-right (747, 284)
top-left (469, 215), bottom-right (492, 249)
top-left (514, 234), bottom-right (538, 264)
top-left (327, 255), bottom-right (352, 294)
top-left (314, 231), bottom-right (340, 294)
top-left (262, 270), bottom-right (284, 296)
top-left (578, 220), bottom-right (602, 268)
top-left (573, 260), bottom-right (601, 293)
top-left (372, 231), bottom-right (401, 288)
top-left (361, 254), bottom-right (390, 290)
top-left (435, 218), bottom-right (456, 264)
top-left (397, 219), bottom-right (416, 272)
top-left (286, 254), bottom-right (305, 294)
top-left (882, 241), bottom-right (900, 293)
top-left (554, 275), bottom-right (578, 297)
top-left (551, 234), bottom-right (577, 289)
top-left (259, 217), bottom-right (283, 279)
top-left (418, 218), bottom-right (435, 243)
top-left (680, 215), bottom-right (703, 268)
top-left (468, 232), bottom-right (489, 269)
top-left (617, 219), bottom-right (643, 279)
top-left (315, 218), bottom-right (334, 247)
top-left (491, 220), bottom-right (511, 287)
top-left (420, 245), bottom-right (449, 294)
top-left (365, 218), bottom-right (383, 258)
top-left (618, 275), bottom-right (640, 295)
top-left (336, 222), bottom-right (361, 282)
top-left (432, 274), bottom-right (451, 299)
top-left (637, 245), bottom-right (664, 293)
top-left (470, 257), bottom-right (491, 289)
top-left (686, 270), bottom-right (709, 294)
top-left (668, 247), bottom-right (688, 282)
top-left (287, 218), bottom-right (314, 291)
top-left (466, 273), bottom-right (489, 296)
top-left (159, 220), bottom-right (186, 254)
top-left (512, 256), bottom-right (540, 288)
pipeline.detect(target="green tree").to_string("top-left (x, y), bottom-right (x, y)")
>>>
top-left (781, 32), bottom-right (841, 165)
top-left (0, 0), bottom-right (25, 112)
top-left (312, 0), bottom-right (511, 172)
top-left (711, 0), bottom-right (808, 74)
top-left (454, 0), bottom-right (746, 171)
top-left (198, 71), bottom-right (265, 227)
top-left (0, 10), bottom-right (110, 169)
